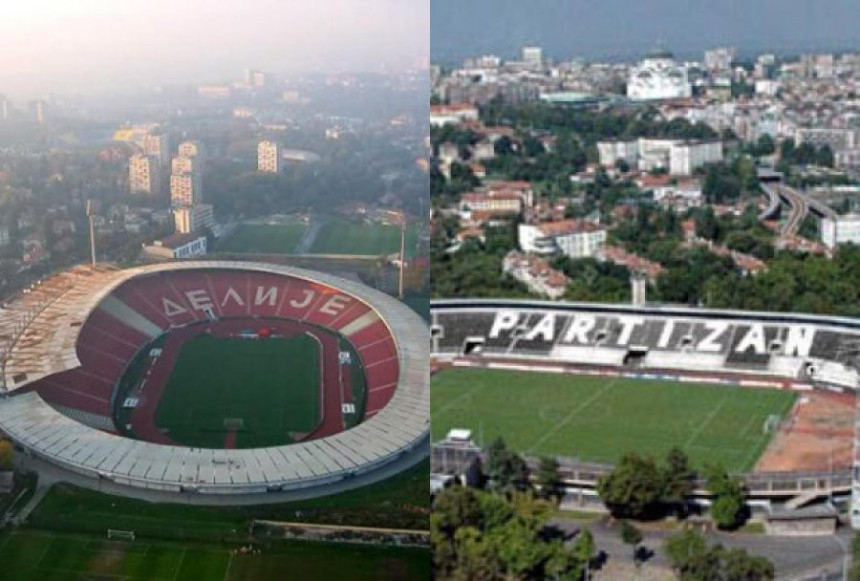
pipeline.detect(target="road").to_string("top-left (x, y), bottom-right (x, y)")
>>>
top-left (553, 516), bottom-right (852, 580)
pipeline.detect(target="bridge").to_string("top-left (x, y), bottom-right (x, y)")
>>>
top-left (759, 182), bottom-right (837, 241)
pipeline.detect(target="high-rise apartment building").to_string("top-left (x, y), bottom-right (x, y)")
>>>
top-left (129, 154), bottom-right (161, 195)
top-left (170, 172), bottom-right (202, 207)
top-left (257, 140), bottom-right (282, 173)
top-left (143, 133), bottom-right (170, 168)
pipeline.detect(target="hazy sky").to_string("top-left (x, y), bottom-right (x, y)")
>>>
top-left (0, 0), bottom-right (428, 99)
top-left (432, 0), bottom-right (860, 63)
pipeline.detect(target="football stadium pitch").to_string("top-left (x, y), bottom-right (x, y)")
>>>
top-left (310, 219), bottom-right (419, 257)
top-left (216, 222), bottom-right (308, 254)
top-left (0, 531), bottom-right (429, 581)
top-left (431, 368), bottom-right (798, 472)
top-left (155, 334), bottom-right (321, 449)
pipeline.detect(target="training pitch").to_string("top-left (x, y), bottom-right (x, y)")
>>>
top-left (155, 334), bottom-right (321, 449)
top-left (310, 219), bottom-right (419, 257)
top-left (216, 222), bottom-right (308, 254)
top-left (431, 368), bottom-right (797, 472)
top-left (0, 531), bottom-right (428, 581)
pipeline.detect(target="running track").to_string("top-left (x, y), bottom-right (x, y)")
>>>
top-left (128, 318), bottom-right (347, 448)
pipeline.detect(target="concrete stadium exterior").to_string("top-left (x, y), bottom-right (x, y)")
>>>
top-left (0, 261), bottom-right (429, 499)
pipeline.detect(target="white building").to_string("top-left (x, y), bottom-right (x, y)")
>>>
top-left (429, 104), bottom-right (479, 127)
top-left (669, 141), bottom-right (723, 175)
top-left (143, 233), bottom-right (207, 260)
top-left (597, 140), bottom-right (639, 168)
top-left (258, 140), bottom-right (282, 173)
top-left (518, 220), bottom-right (607, 258)
top-left (174, 204), bottom-right (215, 234)
top-left (821, 214), bottom-right (860, 249)
top-left (128, 154), bottom-right (161, 195)
top-left (522, 46), bottom-right (543, 67)
top-left (704, 47), bottom-right (736, 72)
top-left (627, 51), bottom-right (692, 101)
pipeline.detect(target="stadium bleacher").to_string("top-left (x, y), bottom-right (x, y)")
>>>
top-left (18, 267), bottom-right (403, 433)
top-left (430, 300), bottom-right (860, 388)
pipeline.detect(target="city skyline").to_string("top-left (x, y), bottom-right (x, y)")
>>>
top-left (0, 0), bottom-right (429, 99)
top-left (431, 0), bottom-right (860, 64)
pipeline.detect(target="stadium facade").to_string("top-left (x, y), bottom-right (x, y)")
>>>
top-left (0, 262), bottom-right (429, 497)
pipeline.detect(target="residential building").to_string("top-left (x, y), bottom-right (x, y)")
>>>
top-left (143, 133), bottom-right (170, 168)
top-left (174, 204), bottom-right (215, 234)
top-left (821, 214), bottom-right (860, 248)
top-left (128, 154), bottom-right (161, 195)
top-left (669, 140), bottom-right (723, 175)
top-left (503, 251), bottom-right (569, 299)
top-left (170, 172), bottom-right (202, 207)
top-left (597, 140), bottom-right (639, 168)
top-left (143, 233), bottom-right (207, 260)
top-left (258, 140), bottom-right (282, 173)
top-left (518, 220), bottom-right (607, 258)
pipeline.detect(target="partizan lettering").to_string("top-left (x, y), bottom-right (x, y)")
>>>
top-left (487, 311), bottom-right (816, 357)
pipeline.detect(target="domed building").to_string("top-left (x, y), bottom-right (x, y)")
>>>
top-left (627, 49), bottom-right (692, 101)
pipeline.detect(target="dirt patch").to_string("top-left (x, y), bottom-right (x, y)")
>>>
top-left (88, 547), bottom-right (127, 576)
top-left (756, 390), bottom-right (855, 472)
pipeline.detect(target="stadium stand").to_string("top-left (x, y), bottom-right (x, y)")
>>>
top-left (431, 299), bottom-right (860, 388)
top-left (0, 262), bottom-right (428, 496)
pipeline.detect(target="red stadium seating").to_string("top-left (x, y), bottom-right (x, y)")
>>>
top-left (34, 269), bottom-right (402, 433)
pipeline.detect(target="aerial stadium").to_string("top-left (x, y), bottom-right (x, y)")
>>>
top-left (0, 261), bottom-right (429, 500)
top-left (430, 298), bottom-right (860, 528)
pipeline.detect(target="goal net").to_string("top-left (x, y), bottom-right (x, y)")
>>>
top-left (107, 529), bottom-right (135, 541)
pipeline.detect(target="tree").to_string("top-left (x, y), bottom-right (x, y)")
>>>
top-left (661, 447), bottom-right (695, 516)
top-left (573, 529), bottom-right (597, 578)
top-left (535, 456), bottom-right (562, 502)
top-left (598, 453), bottom-right (665, 518)
top-left (705, 463), bottom-right (747, 530)
top-left (486, 437), bottom-right (531, 493)
top-left (665, 529), bottom-right (774, 581)
top-left (619, 520), bottom-right (643, 564)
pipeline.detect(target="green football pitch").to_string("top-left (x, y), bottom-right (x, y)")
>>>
top-left (155, 334), bottom-right (320, 449)
top-left (431, 368), bottom-right (797, 472)
top-left (0, 531), bottom-right (429, 581)
top-left (216, 222), bottom-right (308, 254)
top-left (310, 219), bottom-right (420, 257)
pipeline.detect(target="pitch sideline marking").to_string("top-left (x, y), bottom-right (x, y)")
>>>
top-left (223, 550), bottom-right (234, 581)
top-left (525, 377), bottom-right (619, 455)
top-left (683, 397), bottom-right (728, 450)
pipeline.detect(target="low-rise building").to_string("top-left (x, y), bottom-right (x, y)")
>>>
top-left (142, 233), bottom-right (207, 260)
top-left (503, 251), bottom-right (569, 299)
top-left (518, 219), bottom-right (607, 258)
top-left (821, 214), bottom-right (860, 248)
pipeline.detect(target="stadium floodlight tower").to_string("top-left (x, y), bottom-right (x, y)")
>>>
top-left (86, 199), bottom-right (97, 266)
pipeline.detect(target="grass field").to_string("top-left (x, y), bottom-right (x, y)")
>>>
top-left (27, 459), bottom-right (430, 537)
top-left (156, 334), bottom-right (320, 449)
top-left (310, 218), bottom-right (419, 257)
top-left (431, 368), bottom-right (797, 472)
top-left (217, 222), bottom-right (308, 254)
top-left (0, 530), bottom-right (429, 581)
